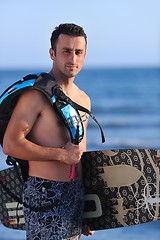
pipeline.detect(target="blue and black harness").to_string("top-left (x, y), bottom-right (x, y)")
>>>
top-left (0, 72), bottom-right (105, 147)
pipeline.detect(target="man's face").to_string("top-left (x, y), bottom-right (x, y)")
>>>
top-left (50, 34), bottom-right (86, 78)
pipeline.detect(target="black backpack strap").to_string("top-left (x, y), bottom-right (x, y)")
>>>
top-left (54, 87), bottom-right (106, 143)
top-left (70, 100), bottom-right (105, 143)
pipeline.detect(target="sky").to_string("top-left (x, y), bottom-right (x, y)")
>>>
top-left (0, 0), bottom-right (160, 69)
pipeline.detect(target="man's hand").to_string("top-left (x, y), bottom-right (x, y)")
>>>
top-left (62, 142), bottom-right (83, 165)
top-left (82, 225), bottom-right (94, 236)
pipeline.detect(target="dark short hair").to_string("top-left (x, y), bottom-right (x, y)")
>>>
top-left (50, 23), bottom-right (87, 51)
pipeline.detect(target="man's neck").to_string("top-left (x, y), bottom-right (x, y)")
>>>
top-left (49, 68), bottom-right (75, 95)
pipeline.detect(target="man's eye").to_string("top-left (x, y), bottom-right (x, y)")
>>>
top-left (64, 50), bottom-right (70, 54)
top-left (76, 50), bottom-right (82, 55)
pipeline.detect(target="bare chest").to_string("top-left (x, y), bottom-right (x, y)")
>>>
top-left (28, 104), bottom-right (70, 148)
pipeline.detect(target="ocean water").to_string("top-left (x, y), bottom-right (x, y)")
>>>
top-left (0, 67), bottom-right (160, 239)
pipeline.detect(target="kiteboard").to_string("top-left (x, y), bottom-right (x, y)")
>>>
top-left (82, 148), bottom-right (160, 230)
top-left (0, 148), bottom-right (160, 231)
top-left (0, 164), bottom-right (25, 230)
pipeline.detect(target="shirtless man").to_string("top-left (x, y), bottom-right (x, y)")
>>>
top-left (3, 23), bottom-right (94, 239)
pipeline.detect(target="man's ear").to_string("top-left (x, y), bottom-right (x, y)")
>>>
top-left (49, 48), bottom-right (55, 60)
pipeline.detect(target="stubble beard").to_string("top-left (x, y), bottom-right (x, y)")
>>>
top-left (63, 65), bottom-right (80, 78)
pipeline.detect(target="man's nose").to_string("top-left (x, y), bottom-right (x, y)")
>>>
top-left (69, 52), bottom-right (76, 62)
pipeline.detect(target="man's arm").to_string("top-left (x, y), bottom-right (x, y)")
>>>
top-left (3, 89), bottom-right (83, 164)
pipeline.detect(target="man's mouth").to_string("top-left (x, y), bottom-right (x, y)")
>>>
top-left (66, 64), bottom-right (77, 70)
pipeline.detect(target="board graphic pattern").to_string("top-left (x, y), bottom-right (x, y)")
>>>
top-left (82, 149), bottom-right (160, 230)
top-left (0, 149), bottom-right (160, 231)
top-left (0, 166), bottom-right (25, 230)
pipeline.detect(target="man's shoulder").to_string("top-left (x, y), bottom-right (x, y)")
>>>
top-left (80, 90), bottom-right (90, 103)
top-left (74, 84), bottom-right (89, 99)
top-left (76, 87), bottom-right (91, 110)
top-left (17, 89), bottom-right (49, 110)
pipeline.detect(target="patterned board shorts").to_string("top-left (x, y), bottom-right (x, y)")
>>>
top-left (22, 176), bottom-right (85, 240)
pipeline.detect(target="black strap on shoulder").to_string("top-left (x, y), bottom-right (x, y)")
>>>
top-left (54, 87), bottom-right (106, 143)
top-left (71, 100), bottom-right (105, 143)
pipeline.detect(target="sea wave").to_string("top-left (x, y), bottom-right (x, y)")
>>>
top-left (88, 117), bottom-right (160, 128)
top-left (87, 135), bottom-right (160, 150)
